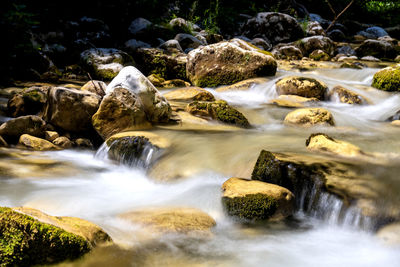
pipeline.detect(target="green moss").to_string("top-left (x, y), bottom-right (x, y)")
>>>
top-left (245, 41), bottom-right (273, 56)
top-left (0, 207), bottom-right (90, 266)
top-left (95, 68), bottom-right (118, 80)
top-left (372, 67), bottom-right (400, 92)
top-left (222, 193), bottom-right (277, 220)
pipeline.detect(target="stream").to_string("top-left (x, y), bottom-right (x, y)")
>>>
top-left (1, 66), bottom-right (400, 266)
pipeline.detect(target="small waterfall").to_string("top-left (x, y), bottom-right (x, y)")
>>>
top-left (296, 183), bottom-right (374, 230)
top-left (95, 136), bottom-right (164, 169)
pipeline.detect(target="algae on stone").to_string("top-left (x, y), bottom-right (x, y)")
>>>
top-left (372, 66), bottom-right (400, 92)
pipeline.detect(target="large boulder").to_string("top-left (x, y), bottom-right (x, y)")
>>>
top-left (44, 87), bottom-right (101, 132)
top-left (164, 87), bottom-right (215, 102)
top-left (0, 115), bottom-right (46, 142)
top-left (372, 65), bottom-right (400, 92)
top-left (0, 206), bottom-right (111, 266)
top-left (186, 100), bottom-right (250, 128)
top-left (80, 48), bottom-right (135, 80)
top-left (306, 133), bottom-right (366, 158)
top-left (119, 207), bottom-right (215, 236)
top-left (241, 12), bottom-right (304, 45)
top-left (92, 66), bottom-right (171, 139)
top-left (19, 134), bottom-right (60, 151)
top-left (222, 177), bottom-right (294, 221)
top-left (133, 48), bottom-right (187, 80)
top-left (105, 131), bottom-right (170, 166)
top-left (7, 86), bottom-right (48, 117)
top-left (296, 35), bottom-right (336, 56)
top-left (186, 39), bottom-right (277, 87)
top-left (275, 76), bottom-right (328, 100)
top-left (355, 40), bottom-right (397, 59)
top-left (284, 108), bottom-right (335, 127)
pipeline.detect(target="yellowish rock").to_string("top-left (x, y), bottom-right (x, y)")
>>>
top-left (391, 120), bottom-right (400, 127)
top-left (377, 223), bottom-right (400, 246)
top-left (306, 133), bottom-right (365, 157)
top-left (164, 87), bottom-right (215, 102)
top-left (284, 108), bottom-right (335, 126)
top-left (12, 207), bottom-right (111, 246)
top-left (45, 131), bottom-right (59, 142)
top-left (19, 134), bottom-right (60, 151)
top-left (269, 95), bottom-right (318, 108)
top-left (106, 131), bottom-right (171, 149)
top-left (119, 207), bottom-right (216, 235)
top-left (328, 85), bottom-right (364, 104)
top-left (222, 177), bottom-right (294, 220)
top-left (275, 76), bottom-right (328, 100)
top-left (81, 80), bottom-right (107, 96)
top-left (53, 136), bottom-right (73, 149)
top-left (215, 77), bottom-right (270, 92)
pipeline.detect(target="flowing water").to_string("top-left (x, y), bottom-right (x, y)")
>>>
top-left (1, 66), bottom-right (400, 266)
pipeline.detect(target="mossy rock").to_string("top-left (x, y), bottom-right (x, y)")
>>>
top-left (0, 207), bottom-right (90, 266)
top-left (221, 177), bottom-right (294, 221)
top-left (186, 100), bottom-right (250, 128)
top-left (328, 86), bottom-right (364, 104)
top-left (372, 66), bottom-right (400, 92)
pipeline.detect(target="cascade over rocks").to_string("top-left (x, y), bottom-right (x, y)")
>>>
top-left (92, 66), bottom-right (171, 139)
top-left (221, 177), bottom-right (294, 221)
top-left (186, 38), bottom-right (277, 87)
top-left (328, 86), bottom-right (364, 104)
top-left (241, 12), bottom-right (304, 45)
top-left (44, 87), bottom-right (101, 132)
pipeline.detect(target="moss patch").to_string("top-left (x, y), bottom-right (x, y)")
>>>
top-left (222, 194), bottom-right (277, 220)
top-left (372, 66), bottom-right (400, 92)
top-left (0, 207), bottom-right (90, 266)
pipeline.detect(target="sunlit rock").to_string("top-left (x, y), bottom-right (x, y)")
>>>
top-left (372, 65), bottom-right (400, 92)
top-left (275, 76), bottom-right (328, 100)
top-left (222, 177), bottom-right (294, 221)
top-left (19, 134), bottom-right (60, 151)
top-left (269, 95), bottom-right (318, 108)
top-left (328, 85), bottom-right (364, 104)
top-left (284, 108), bottom-right (334, 127)
top-left (164, 87), bottom-right (215, 102)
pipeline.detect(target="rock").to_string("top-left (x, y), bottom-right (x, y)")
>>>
top-left (275, 76), bottom-right (328, 100)
top-left (0, 206), bottom-right (110, 266)
top-left (196, 30), bottom-right (223, 45)
top-left (377, 223), bottom-right (400, 246)
top-left (80, 48), bottom-right (135, 80)
top-left (269, 95), bottom-right (318, 108)
top-left (361, 56), bottom-right (381, 62)
top-left (44, 87), bottom-right (101, 132)
top-left (81, 80), bottom-right (106, 96)
top-left (169, 17), bottom-right (201, 33)
top-left (339, 62), bottom-right (363, 69)
top-left (357, 26), bottom-right (389, 39)
top-left (355, 39), bottom-right (397, 59)
top-left (119, 207), bottom-right (215, 236)
top-left (372, 65), bottom-right (400, 92)
top-left (45, 130), bottom-right (59, 142)
top-left (395, 55), bottom-right (400, 63)
top-left (7, 87), bottom-right (48, 117)
top-left (251, 38), bottom-right (272, 51)
top-left (272, 45), bottom-right (303, 60)
top-left (284, 108), bottom-right (335, 126)
top-left (327, 29), bottom-right (346, 41)
top-left (164, 87), bottom-right (215, 102)
top-left (0, 136), bottom-right (7, 147)
top-left (307, 21), bottom-right (325, 36)
top-left (159, 39), bottom-right (183, 53)
top-left (160, 79), bottom-right (190, 89)
top-left (19, 134), bottom-right (60, 151)
top-left (391, 120), bottom-right (400, 127)
top-left (147, 74), bottom-right (165, 87)
top-left (93, 67), bottom-right (171, 139)
top-left (378, 36), bottom-right (398, 46)
top-left (124, 39), bottom-right (151, 53)
top-left (74, 138), bottom-right (93, 148)
top-left (186, 100), bottom-right (250, 128)
top-left (296, 35), bottom-right (336, 56)
top-left (134, 48), bottom-right (187, 80)
top-left (337, 45), bottom-right (356, 56)
top-left (309, 49), bottom-right (330, 61)
top-left (186, 38), bottom-right (277, 87)
top-left (242, 12), bottom-right (304, 45)
top-left (216, 77), bottom-right (269, 92)
top-left (53, 136), bottom-right (73, 149)
top-left (0, 115), bottom-right (46, 142)
top-left (174, 33), bottom-right (204, 51)
top-left (328, 85), bottom-right (364, 104)
top-left (385, 25), bottom-right (400, 39)
top-left (128, 17), bottom-right (152, 36)
top-left (306, 133), bottom-right (366, 158)
top-left (221, 177), bottom-right (294, 221)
